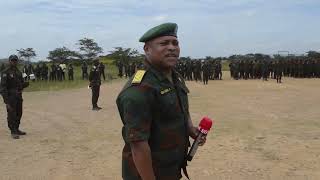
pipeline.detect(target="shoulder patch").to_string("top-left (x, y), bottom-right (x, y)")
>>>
top-left (132, 70), bottom-right (146, 84)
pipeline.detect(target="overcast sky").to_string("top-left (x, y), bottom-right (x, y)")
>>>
top-left (1, 0), bottom-right (319, 61)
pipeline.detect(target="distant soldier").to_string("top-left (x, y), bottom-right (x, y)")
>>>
top-left (275, 60), bottom-right (283, 83)
top-left (60, 63), bottom-right (66, 81)
top-left (41, 63), bottom-right (49, 80)
top-left (124, 63), bottom-right (130, 78)
top-left (261, 60), bottom-right (269, 81)
top-left (130, 62), bottom-right (136, 77)
top-left (239, 60), bottom-right (244, 79)
top-left (22, 65), bottom-right (29, 81)
top-left (116, 61), bottom-right (124, 78)
top-left (0, 63), bottom-right (5, 72)
top-left (68, 64), bottom-right (74, 80)
top-left (229, 61), bottom-right (234, 78)
top-left (0, 55), bottom-right (29, 139)
top-left (89, 60), bottom-right (102, 111)
top-left (56, 65), bottom-right (63, 81)
top-left (27, 64), bottom-right (34, 77)
top-left (50, 63), bottom-right (57, 81)
top-left (34, 64), bottom-right (41, 80)
top-left (317, 59), bottom-right (320, 78)
top-left (216, 60), bottom-right (222, 80)
top-left (98, 62), bottom-right (106, 80)
top-left (202, 61), bottom-right (210, 85)
top-left (243, 60), bottom-right (249, 80)
top-left (81, 61), bottom-right (88, 80)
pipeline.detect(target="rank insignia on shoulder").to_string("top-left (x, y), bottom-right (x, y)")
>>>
top-left (160, 88), bottom-right (172, 95)
top-left (132, 70), bottom-right (146, 84)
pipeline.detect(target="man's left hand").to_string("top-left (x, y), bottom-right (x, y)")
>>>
top-left (189, 126), bottom-right (206, 146)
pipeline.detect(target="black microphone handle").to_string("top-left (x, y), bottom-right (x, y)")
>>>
top-left (187, 132), bottom-right (203, 161)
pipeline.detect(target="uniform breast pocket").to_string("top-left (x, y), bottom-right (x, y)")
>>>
top-left (158, 90), bottom-right (179, 115)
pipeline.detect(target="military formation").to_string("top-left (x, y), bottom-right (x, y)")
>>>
top-left (116, 61), bottom-right (144, 78)
top-left (229, 58), bottom-right (320, 83)
top-left (0, 60), bottom-right (107, 82)
top-left (175, 59), bottom-right (222, 84)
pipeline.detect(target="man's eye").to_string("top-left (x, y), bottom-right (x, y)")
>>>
top-left (160, 42), bottom-right (168, 45)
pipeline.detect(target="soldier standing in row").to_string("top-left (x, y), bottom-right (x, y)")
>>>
top-left (0, 55), bottom-right (29, 139)
top-left (89, 59), bottom-right (102, 111)
top-left (0, 63), bottom-right (5, 72)
top-left (202, 61), bottom-right (210, 85)
top-left (68, 64), bottom-right (74, 81)
top-left (99, 62), bottom-right (106, 80)
top-left (50, 63), bottom-right (57, 81)
top-left (82, 61), bottom-right (88, 80)
top-left (275, 60), bottom-right (283, 83)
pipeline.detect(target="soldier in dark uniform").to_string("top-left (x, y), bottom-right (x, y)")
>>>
top-left (117, 61), bottom-right (124, 78)
top-left (89, 60), bottom-right (102, 111)
top-left (50, 63), bottom-right (57, 81)
top-left (34, 64), bottom-right (41, 80)
top-left (41, 63), bottom-right (49, 80)
top-left (261, 60), bottom-right (269, 81)
top-left (202, 61), bottom-right (210, 85)
top-left (275, 60), bottom-right (283, 83)
top-left (98, 62), bottom-right (106, 80)
top-left (116, 23), bottom-right (206, 180)
top-left (56, 65), bottom-right (63, 81)
top-left (0, 55), bottom-right (29, 139)
top-left (68, 64), bottom-right (74, 80)
top-left (81, 61), bottom-right (88, 80)
top-left (216, 60), bottom-right (222, 80)
top-left (0, 63), bottom-right (5, 72)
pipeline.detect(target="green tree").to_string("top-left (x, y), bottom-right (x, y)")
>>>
top-left (307, 51), bottom-right (320, 59)
top-left (108, 47), bottom-right (142, 64)
top-left (77, 38), bottom-right (103, 60)
top-left (47, 47), bottom-right (81, 62)
top-left (17, 48), bottom-right (36, 62)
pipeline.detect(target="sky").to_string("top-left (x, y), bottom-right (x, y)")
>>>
top-left (0, 0), bottom-right (320, 61)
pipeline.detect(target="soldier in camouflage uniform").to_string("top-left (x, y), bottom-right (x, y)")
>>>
top-left (116, 23), bottom-right (206, 180)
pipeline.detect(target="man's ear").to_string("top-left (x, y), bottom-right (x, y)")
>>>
top-left (144, 43), bottom-right (150, 56)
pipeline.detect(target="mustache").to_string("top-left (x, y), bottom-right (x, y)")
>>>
top-left (165, 53), bottom-right (178, 57)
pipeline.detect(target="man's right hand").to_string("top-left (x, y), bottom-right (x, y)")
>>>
top-left (6, 104), bottom-right (13, 111)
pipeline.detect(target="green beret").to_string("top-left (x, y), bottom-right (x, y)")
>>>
top-left (139, 22), bottom-right (178, 42)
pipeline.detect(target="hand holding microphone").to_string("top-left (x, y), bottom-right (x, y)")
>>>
top-left (187, 117), bottom-right (213, 161)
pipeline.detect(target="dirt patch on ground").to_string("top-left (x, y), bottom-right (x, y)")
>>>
top-left (1, 73), bottom-right (319, 180)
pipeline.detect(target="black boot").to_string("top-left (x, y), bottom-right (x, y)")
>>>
top-left (11, 131), bottom-right (20, 139)
top-left (17, 130), bottom-right (27, 135)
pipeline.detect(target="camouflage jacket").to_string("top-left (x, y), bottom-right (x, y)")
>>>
top-left (116, 65), bottom-right (190, 180)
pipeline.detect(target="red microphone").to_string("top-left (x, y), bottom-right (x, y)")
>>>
top-left (187, 117), bottom-right (213, 161)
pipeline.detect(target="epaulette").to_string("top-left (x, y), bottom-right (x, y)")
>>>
top-left (132, 70), bottom-right (146, 84)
